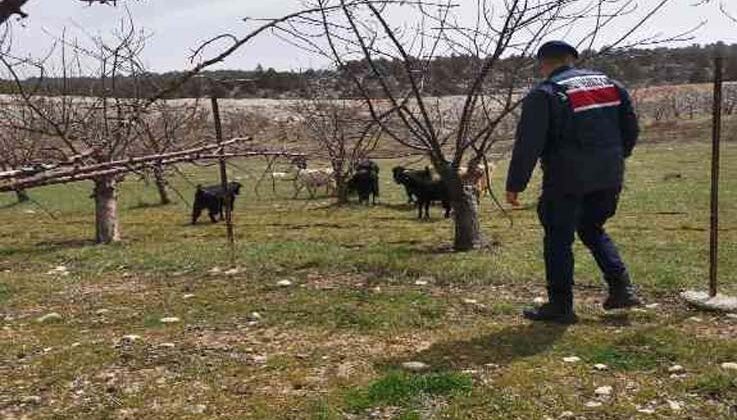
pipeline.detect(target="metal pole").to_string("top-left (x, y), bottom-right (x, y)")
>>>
top-left (710, 56), bottom-right (723, 298)
top-left (210, 96), bottom-right (235, 250)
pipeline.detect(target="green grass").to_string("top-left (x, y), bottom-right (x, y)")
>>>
top-left (0, 281), bottom-right (10, 303)
top-left (2, 120), bottom-right (737, 418)
top-left (344, 371), bottom-right (473, 413)
top-left (692, 371), bottom-right (737, 398)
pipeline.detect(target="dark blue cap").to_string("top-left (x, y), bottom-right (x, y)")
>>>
top-left (537, 41), bottom-right (579, 60)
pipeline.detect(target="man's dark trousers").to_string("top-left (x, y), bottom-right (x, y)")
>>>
top-left (538, 187), bottom-right (627, 308)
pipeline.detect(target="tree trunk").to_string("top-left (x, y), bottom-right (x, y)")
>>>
top-left (153, 165), bottom-right (171, 205)
top-left (452, 184), bottom-right (484, 251)
top-left (93, 176), bottom-right (120, 244)
top-left (335, 173), bottom-right (349, 205)
top-left (15, 189), bottom-right (29, 203)
top-left (438, 165), bottom-right (484, 252)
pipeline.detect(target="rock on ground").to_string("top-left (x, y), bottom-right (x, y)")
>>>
top-left (721, 362), bottom-right (737, 371)
top-left (594, 385), bottom-right (613, 396)
top-left (36, 312), bottom-right (62, 323)
top-left (681, 290), bottom-right (737, 312)
top-left (402, 361), bottom-right (430, 372)
top-left (668, 365), bottom-right (685, 373)
top-left (160, 317), bottom-right (181, 324)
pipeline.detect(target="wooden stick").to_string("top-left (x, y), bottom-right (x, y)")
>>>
top-left (0, 138), bottom-right (251, 190)
top-left (210, 96), bottom-right (236, 251)
top-left (710, 55), bottom-right (723, 298)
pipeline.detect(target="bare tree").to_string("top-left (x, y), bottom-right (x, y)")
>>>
top-left (290, 84), bottom-right (381, 204)
top-left (0, 108), bottom-right (46, 202)
top-left (269, 0), bottom-right (675, 250)
top-left (0, 0), bottom-right (132, 25)
top-left (1, 20), bottom-right (151, 243)
top-left (134, 100), bottom-right (207, 205)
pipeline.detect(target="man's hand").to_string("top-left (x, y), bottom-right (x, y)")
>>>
top-left (506, 191), bottom-right (521, 207)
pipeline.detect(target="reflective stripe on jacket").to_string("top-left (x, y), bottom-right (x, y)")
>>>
top-left (506, 66), bottom-right (639, 196)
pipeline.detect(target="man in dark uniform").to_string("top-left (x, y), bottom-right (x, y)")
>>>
top-left (506, 41), bottom-right (641, 324)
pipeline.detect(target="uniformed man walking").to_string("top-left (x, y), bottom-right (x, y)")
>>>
top-left (506, 41), bottom-right (642, 324)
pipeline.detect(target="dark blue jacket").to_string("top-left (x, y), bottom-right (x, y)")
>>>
top-left (506, 66), bottom-right (639, 196)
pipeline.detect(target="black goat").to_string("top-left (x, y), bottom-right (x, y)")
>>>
top-left (191, 181), bottom-right (242, 224)
top-left (394, 168), bottom-right (450, 219)
top-left (348, 168), bottom-right (379, 205)
top-left (392, 166), bottom-right (432, 204)
top-left (357, 159), bottom-right (380, 175)
top-left (348, 160), bottom-right (380, 205)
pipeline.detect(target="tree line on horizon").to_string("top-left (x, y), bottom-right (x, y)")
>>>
top-left (2, 43), bottom-right (736, 100)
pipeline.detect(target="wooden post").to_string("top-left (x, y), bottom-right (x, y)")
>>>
top-left (210, 96), bottom-right (235, 251)
top-left (710, 55), bottom-right (723, 298)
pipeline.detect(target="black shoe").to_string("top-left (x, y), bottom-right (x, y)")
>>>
top-left (603, 288), bottom-right (641, 310)
top-left (523, 303), bottom-right (579, 325)
top-left (603, 273), bottom-right (642, 310)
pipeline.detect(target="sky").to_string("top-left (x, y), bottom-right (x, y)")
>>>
top-left (6, 0), bottom-right (737, 73)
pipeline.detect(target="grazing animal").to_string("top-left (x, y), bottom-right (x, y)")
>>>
top-left (348, 160), bottom-right (380, 205)
top-left (191, 181), bottom-right (242, 224)
top-left (356, 159), bottom-right (380, 176)
top-left (289, 157), bottom-right (336, 199)
top-left (392, 166), bottom-right (432, 204)
top-left (294, 167), bottom-right (335, 198)
top-left (348, 169), bottom-right (380, 206)
top-left (394, 168), bottom-right (451, 219)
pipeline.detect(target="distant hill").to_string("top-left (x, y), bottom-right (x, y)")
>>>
top-left (2, 43), bottom-right (735, 99)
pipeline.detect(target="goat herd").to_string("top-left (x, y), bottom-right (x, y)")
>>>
top-left (190, 159), bottom-right (490, 224)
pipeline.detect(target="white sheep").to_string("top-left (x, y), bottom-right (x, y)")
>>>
top-left (294, 167), bottom-right (335, 198)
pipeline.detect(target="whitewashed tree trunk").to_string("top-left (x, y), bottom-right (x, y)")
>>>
top-left (438, 166), bottom-right (484, 252)
top-left (153, 165), bottom-right (171, 205)
top-left (452, 184), bottom-right (483, 251)
top-left (93, 176), bottom-right (120, 244)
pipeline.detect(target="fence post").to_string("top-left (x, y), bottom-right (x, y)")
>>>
top-left (210, 96), bottom-right (236, 252)
top-left (710, 55), bottom-right (723, 298)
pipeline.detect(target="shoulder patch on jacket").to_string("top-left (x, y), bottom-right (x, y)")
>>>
top-left (554, 74), bottom-right (621, 113)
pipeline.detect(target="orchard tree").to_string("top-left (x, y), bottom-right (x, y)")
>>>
top-left (1, 21), bottom-right (151, 243)
top-left (290, 85), bottom-right (382, 204)
top-left (272, 0), bottom-right (677, 251)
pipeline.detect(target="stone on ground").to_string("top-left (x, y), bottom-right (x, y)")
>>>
top-left (720, 362), bottom-right (737, 371)
top-left (402, 361), bottom-right (430, 372)
top-left (594, 385), bottom-right (613, 396)
top-left (160, 317), bottom-right (181, 324)
top-left (120, 334), bottom-right (141, 342)
top-left (682, 290), bottom-right (737, 312)
top-left (668, 365), bottom-right (685, 373)
top-left (36, 312), bottom-right (62, 323)
top-left (667, 400), bottom-right (683, 412)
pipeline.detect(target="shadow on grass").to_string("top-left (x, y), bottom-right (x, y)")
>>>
top-left (377, 202), bottom-right (416, 212)
top-left (597, 312), bottom-right (632, 327)
top-left (242, 222), bottom-right (362, 230)
top-left (128, 201), bottom-right (173, 211)
top-left (0, 238), bottom-right (99, 259)
top-left (34, 239), bottom-right (97, 250)
top-left (385, 322), bottom-right (569, 371)
top-left (0, 201), bottom-right (23, 210)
